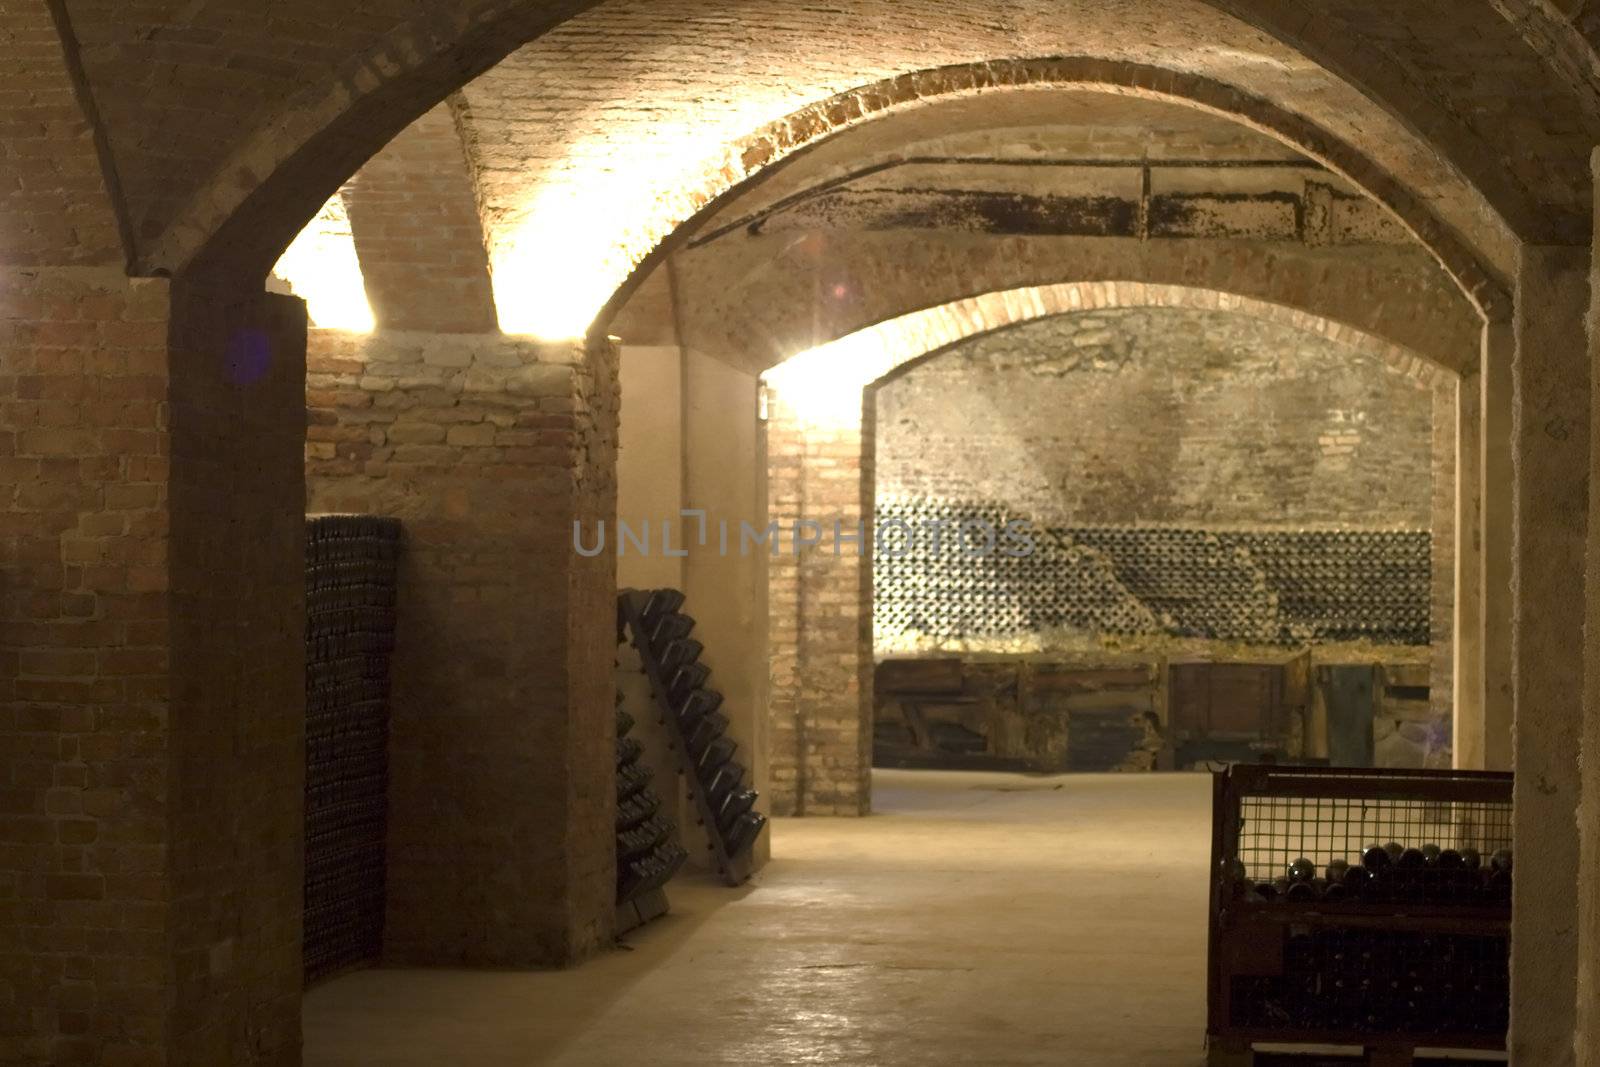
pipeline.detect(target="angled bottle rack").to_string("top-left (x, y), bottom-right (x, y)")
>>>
top-left (618, 588), bottom-right (766, 887)
top-left (614, 695), bottom-right (685, 934)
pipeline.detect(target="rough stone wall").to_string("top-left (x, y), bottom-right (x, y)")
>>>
top-left (874, 308), bottom-right (1435, 526)
top-left (304, 329), bottom-right (617, 966)
top-left (0, 269), bottom-right (307, 1066)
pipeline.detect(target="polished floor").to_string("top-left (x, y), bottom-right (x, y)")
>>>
top-left (304, 770), bottom-right (1216, 1066)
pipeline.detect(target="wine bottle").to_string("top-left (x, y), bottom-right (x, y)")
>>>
top-left (695, 735), bottom-right (737, 775)
top-left (687, 712), bottom-right (729, 757)
top-left (1287, 857), bottom-right (1317, 884)
top-left (1341, 866), bottom-right (1372, 895)
top-left (676, 688), bottom-right (723, 726)
top-left (1285, 880), bottom-right (1318, 903)
top-left (723, 812), bottom-right (767, 855)
top-left (705, 761), bottom-right (746, 807)
top-left (716, 789), bottom-right (758, 831)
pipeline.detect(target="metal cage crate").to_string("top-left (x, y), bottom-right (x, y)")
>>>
top-left (1207, 765), bottom-right (1513, 1065)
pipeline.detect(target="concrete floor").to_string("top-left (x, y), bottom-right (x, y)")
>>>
top-left (304, 770), bottom-right (1216, 1066)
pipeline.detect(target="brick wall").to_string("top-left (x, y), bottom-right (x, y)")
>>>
top-left (874, 308), bottom-right (1435, 526)
top-left (0, 269), bottom-right (306, 1066)
top-left (304, 328), bottom-right (617, 966)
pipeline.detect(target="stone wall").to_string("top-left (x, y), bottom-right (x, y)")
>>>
top-left (303, 328), bottom-right (617, 967)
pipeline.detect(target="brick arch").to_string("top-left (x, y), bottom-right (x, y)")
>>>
top-left (763, 279), bottom-right (1454, 816)
top-left (590, 60), bottom-right (1509, 337)
top-left (674, 237), bottom-right (1481, 377)
top-left (149, 16), bottom-right (1519, 324)
top-left (141, 2), bottom-right (606, 282)
top-left (768, 280), bottom-right (1453, 398)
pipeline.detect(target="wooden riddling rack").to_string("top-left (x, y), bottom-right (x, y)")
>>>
top-left (618, 588), bottom-right (766, 887)
top-left (303, 515), bottom-right (401, 986)
top-left (1207, 765), bottom-right (1513, 1066)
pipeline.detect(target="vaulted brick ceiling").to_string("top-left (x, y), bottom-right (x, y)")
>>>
top-left (32, 0), bottom-right (1600, 290)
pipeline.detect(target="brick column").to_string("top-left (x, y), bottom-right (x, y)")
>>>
top-left (765, 393), bottom-right (873, 816)
top-left (1509, 245), bottom-right (1588, 1066)
top-left (304, 330), bottom-right (617, 965)
top-left (0, 269), bottom-right (307, 1066)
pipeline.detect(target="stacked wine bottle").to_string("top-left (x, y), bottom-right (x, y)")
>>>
top-left (303, 515), bottom-right (401, 985)
top-left (620, 589), bottom-right (766, 883)
top-left (872, 498), bottom-right (1430, 647)
top-left (614, 697), bottom-right (687, 907)
top-left (1234, 842), bottom-right (1513, 907)
top-left (1231, 927), bottom-right (1510, 1036)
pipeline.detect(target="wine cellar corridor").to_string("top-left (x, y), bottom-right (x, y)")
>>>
top-left (303, 771), bottom-right (1220, 1067)
top-left (7, 3), bottom-right (1600, 1065)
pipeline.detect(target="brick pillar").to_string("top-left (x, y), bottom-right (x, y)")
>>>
top-left (0, 269), bottom-right (307, 1066)
top-left (1509, 245), bottom-right (1588, 1066)
top-left (304, 330), bottom-right (617, 965)
top-left (765, 393), bottom-right (873, 816)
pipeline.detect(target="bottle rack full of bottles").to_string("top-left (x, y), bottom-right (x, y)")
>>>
top-left (1206, 765), bottom-right (1514, 1064)
top-left (614, 696), bottom-right (686, 932)
top-left (618, 588), bottom-right (766, 886)
top-left (303, 514), bottom-right (401, 987)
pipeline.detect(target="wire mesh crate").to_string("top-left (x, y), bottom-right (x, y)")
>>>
top-left (1207, 765), bottom-right (1513, 1064)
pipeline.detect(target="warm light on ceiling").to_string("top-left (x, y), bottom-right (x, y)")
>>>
top-left (487, 90), bottom-right (821, 342)
top-left (762, 328), bottom-right (907, 428)
top-left (270, 194), bottom-right (376, 332)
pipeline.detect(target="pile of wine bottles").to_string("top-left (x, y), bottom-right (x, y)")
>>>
top-left (872, 497), bottom-right (1431, 647)
top-left (1235, 842), bottom-right (1513, 907)
top-left (1231, 927), bottom-right (1510, 1036)
top-left (631, 590), bottom-right (767, 860)
top-left (614, 698), bottom-right (686, 905)
top-left (303, 515), bottom-right (401, 985)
